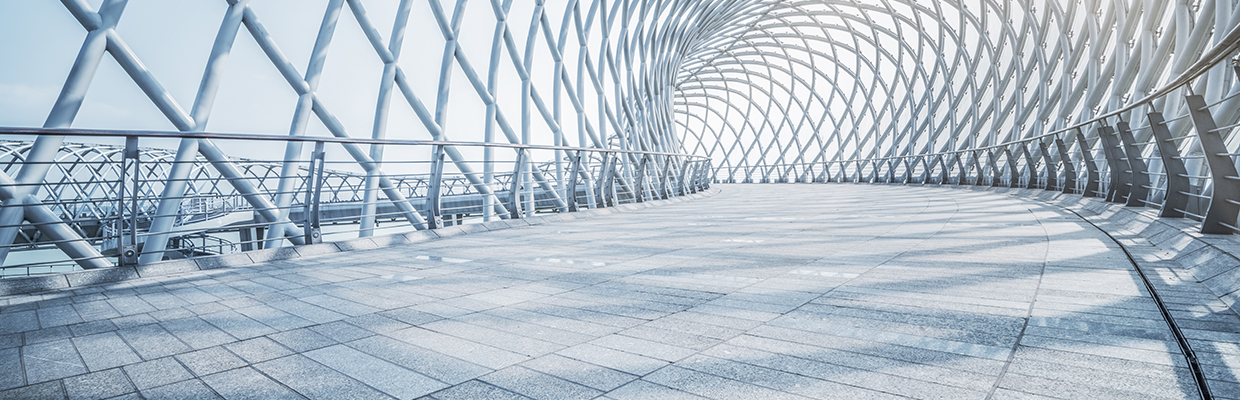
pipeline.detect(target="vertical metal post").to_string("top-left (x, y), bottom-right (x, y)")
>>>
top-left (1038, 141), bottom-right (1058, 191)
top-left (566, 151), bottom-right (581, 212)
top-left (906, 158), bottom-right (916, 184)
top-left (1117, 122), bottom-right (1150, 207)
top-left (954, 154), bottom-right (967, 184)
top-left (1004, 148), bottom-right (1019, 188)
top-left (634, 157), bottom-right (648, 203)
top-left (509, 148), bottom-right (526, 219)
top-left (603, 154), bottom-right (618, 207)
top-left (1186, 94), bottom-right (1240, 233)
top-left (1056, 137), bottom-right (1077, 194)
top-left (303, 141), bottom-right (325, 244)
top-left (970, 151), bottom-right (985, 186)
top-left (678, 160), bottom-right (689, 196)
top-left (1097, 126), bottom-right (1129, 203)
top-left (1148, 112), bottom-right (1190, 218)
top-left (1076, 130), bottom-right (1102, 198)
top-left (987, 150), bottom-right (1001, 186)
top-left (1022, 143), bottom-right (1039, 189)
top-left (937, 155), bottom-right (949, 184)
top-left (595, 154), bottom-right (610, 208)
top-left (660, 157), bottom-right (672, 200)
top-left (118, 136), bottom-right (139, 266)
top-left (426, 145), bottom-right (445, 229)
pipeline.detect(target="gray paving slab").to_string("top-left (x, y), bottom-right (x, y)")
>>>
top-left (305, 344), bottom-right (446, 399)
top-left (1, 185), bottom-right (1238, 399)
top-left (254, 355), bottom-right (394, 400)
top-left (23, 339), bottom-right (88, 383)
top-left (122, 356), bottom-right (194, 390)
top-left (62, 368), bottom-right (136, 400)
top-left (141, 379), bottom-right (223, 400)
top-left (200, 367), bottom-right (304, 400)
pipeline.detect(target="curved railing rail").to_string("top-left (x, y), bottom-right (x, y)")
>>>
top-left (733, 24), bottom-right (1240, 236)
top-left (0, 128), bottom-right (711, 276)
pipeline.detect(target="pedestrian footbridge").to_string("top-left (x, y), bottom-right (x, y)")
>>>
top-left (6, 0), bottom-right (1240, 398)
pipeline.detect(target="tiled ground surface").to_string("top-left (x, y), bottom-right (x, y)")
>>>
top-left (1, 184), bottom-right (1239, 399)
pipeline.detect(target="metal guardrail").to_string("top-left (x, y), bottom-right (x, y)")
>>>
top-left (0, 129), bottom-right (711, 276)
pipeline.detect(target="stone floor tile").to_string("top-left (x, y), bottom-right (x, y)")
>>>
top-left (122, 357), bottom-right (194, 390)
top-left (254, 355), bottom-right (394, 400)
top-left (176, 347), bottom-right (246, 377)
top-left (479, 366), bottom-right (602, 400)
top-left (141, 379), bottom-right (223, 400)
top-left (63, 368), bottom-right (136, 400)
top-left (23, 339), bottom-right (88, 383)
top-left (603, 380), bottom-right (711, 400)
top-left (305, 344), bottom-right (446, 399)
top-left (309, 321), bottom-right (374, 343)
top-left (160, 317), bottom-right (236, 350)
top-left (347, 335), bottom-right (491, 385)
top-left (0, 310), bottom-right (39, 335)
top-left (642, 365), bottom-right (809, 400)
top-left (116, 324), bottom-right (191, 361)
top-left (224, 337), bottom-right (294, 364)
top-left (25, 326), bottom-right (73, 345)
top-left (423, 380), bottom-right (531, 400)
top-left (72, 332), bottom-right (142, 371)
top-left (519, 354), bottom-right (637, 391)
top-left (344, 314), bottom-right (411, 334)
top-left (201, 367), bottom-right (304, 400)
top-left (386, 327), bottom-right (529, 370)
top-left (268, 328), bottom-right (338, 353)
top-left (555, 343), bottom-right (669, 376)
top-left (0, 380), bottom-right (66, 399)
top-left (589, 334), bottom-right (696, 362)
top-left (0, 347), bottom-right (24, 390)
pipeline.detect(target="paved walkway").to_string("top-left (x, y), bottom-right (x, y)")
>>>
top-left (1, 184), bottom-right (1238, 399)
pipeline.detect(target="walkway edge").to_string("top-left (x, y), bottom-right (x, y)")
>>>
top-left (946, 184), bottom-right (1240, 318)
top-left (0, 189), bottom-right (720, 297)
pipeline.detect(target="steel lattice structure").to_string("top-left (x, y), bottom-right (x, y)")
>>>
top-left (4, 0), bottom-right (1240, 272)
top-left (675, 0), bottom-right (1240, 184)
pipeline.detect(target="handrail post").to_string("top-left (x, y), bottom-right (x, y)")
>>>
top-left (1056, 137), bottom-right (1077, 194)
top-left (509, 148), bottom-right (525, 219)
top-left (605, 154), bottom-right (618, 206)
top-left (1076, 130), bottom-right (1102, 198)
top-left (595, 154), bottom-right (610, 208)
top-left (938, 155), bottom-right (949, 184)
top-left (566, 151), bottom-right (582, 212)
top-left (1022, 143), bottom-right (1038, 189)
top-left (118, 136), bottom-right (139, 266)
top-left (634, 156), bottom-right (648, 203)
top-left (1186, 94), bottom-right (1240, 233)
top-left (1039, 140), bottom-right (1058, 191)
top-left (426, 145), bottom-right (445, 229)
top-left (954, 154), bottom-right (966, 185)
top-left (661, 157), bottom-right (672, 199)
top-left (303, 141), bottom-right (325, 244)
top-left (1116, 121), bottom-right (1150, 207)
top-left (678, 160), bottom-right (689, 196)
top-left (967, 152), bottom-right (977, 186)
top-left (1004, 148), bottom-right (1019, 188)
top-left (1097, 126), bottom-right (1128, 203)
top-left (987, 150), bottom-right (1001, 187)
top-left (1148, 112), bottom-right (1189, 218)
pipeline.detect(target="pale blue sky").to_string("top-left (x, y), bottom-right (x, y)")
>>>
top-left (0, 1), bottom-right (556, 161)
